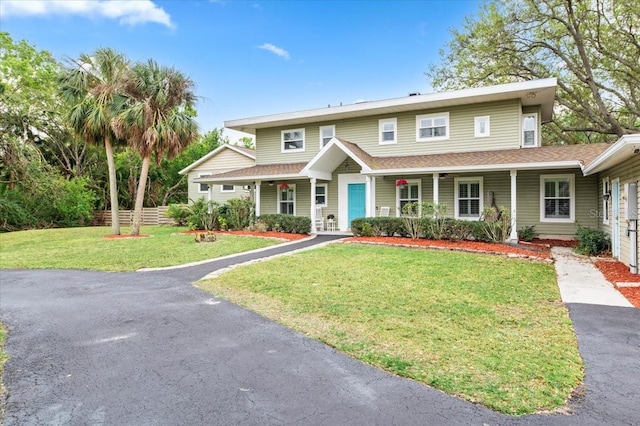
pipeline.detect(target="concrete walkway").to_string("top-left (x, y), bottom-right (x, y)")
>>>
top-left (552, 247), bottom-right (633, 307)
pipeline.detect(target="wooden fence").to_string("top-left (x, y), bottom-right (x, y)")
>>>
top-left (92, 206), bottom-right (173, 226)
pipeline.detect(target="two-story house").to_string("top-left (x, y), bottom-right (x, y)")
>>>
top-left (195, 78), bottom-right (640, 271)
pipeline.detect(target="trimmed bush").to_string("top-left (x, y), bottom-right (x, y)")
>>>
top-left (351, 217), bottom-right (406, 237)
top-left (518, 225), bottom-right (536, 242)
top-left (575, 226), bottom-right (610, 255)
top-left (257, 214), bottom-right (311, 234)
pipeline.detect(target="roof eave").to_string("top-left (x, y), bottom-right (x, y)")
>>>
top-left (582, 134), bottom-right (640, 175)
top-left (367, 160), bottom-right (583, 176)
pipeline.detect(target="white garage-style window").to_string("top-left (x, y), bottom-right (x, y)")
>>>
top-left (281, 129), bottom-right (305, 152)
top-left (455, 177), bottom-right (484, 220)
top-left (540, 174), bottom-right (575, 222)
top-left (416, 112), bottom-right (449, 142)
top-left (197, 173), bottom-right (210, 193)
top-left (277, 184), bottom-right (296, 215)
top-left (396, 180), bottom-right (421, 215)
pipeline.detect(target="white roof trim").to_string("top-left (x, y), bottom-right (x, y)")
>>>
top-left (582, 134), bottom-right (640, 175)
top-left (301, 137), bottom-right (372, 175)
top-left (225, 78), bottom-right (557, 134)
top-left (194, 173), bottom-right (305, 183)
top-left (178, 144), bottom-right (256, 175)
top-left (366, 161), bottom-right (583, 176)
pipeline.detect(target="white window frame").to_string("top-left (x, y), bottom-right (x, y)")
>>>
top-left (315, 183), bottom-right (328, 207)
top-left (522, 113), bottom-right (538, 147)
top-left (197, 173), bottom-right (210, 194)
top-left (540, 174), bottom-right (575, 223)
top-left (319, 125), bottom-right (335, 149)
top-left (220, 184), bottom-right (235, 193)
top-left (474, 116), bottom-right (490, 138)
top-left (396, 179), bottom-right (422, 215)
top-left (602, 176), bottom-right (610, 225)
top-left (416, 112), bottom-right (449, 142)
top-left (277, 184), bottom-right (296, 215)
top-left (454, 177), bottom-right (484, 220)
top-left (281, 128), bottom-right (305, 153)
top-left (379, 118), bottom-right (397, 145)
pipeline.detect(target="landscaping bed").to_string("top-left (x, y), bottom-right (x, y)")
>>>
top-left (594, 260), bottom-right (640, 308)
top-left (345, 236), bottom-right (552, 259)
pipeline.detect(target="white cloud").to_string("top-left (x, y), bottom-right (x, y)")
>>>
top-left (0, 0), bottom-right (175, 29)
top-left (257, 43), bottom-right (290, 60)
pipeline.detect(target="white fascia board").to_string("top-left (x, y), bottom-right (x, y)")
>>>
top-left (582, 134), bottom-right (640, 175)
top-left (178, 144), bottom-right (255, 175)
top-left (194, 173), bottom-right (304, 183)
top-left (301, 137), bottom-right (371, 175)
top-left (366, 160), bottom-right (581, 176)
top-left (225, 78), bottom-right (557, 132)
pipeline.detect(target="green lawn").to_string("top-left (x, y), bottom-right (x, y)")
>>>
top-left (0, 226), bottom-right (281, 271)
top-left (198, 243), bottom-right (583, 415)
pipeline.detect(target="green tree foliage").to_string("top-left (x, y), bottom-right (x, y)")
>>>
top-left (427, 0), bottom-right (640, 144)
top-left (58, 47), bottom-right (131, 234)
top-left (113, 59), bottom-right (199, 235)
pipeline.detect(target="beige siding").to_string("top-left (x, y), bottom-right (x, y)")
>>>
top-left (597, 155), bottom-right (640, 266)
top-left (256, 100), bottom-right (523, 165)
top-left (187, 148), bottom-right (255, 203)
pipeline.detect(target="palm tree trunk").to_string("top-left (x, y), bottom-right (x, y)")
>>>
top-left (105, 135), bottom-right (120, 235)
top-left (131, 155), bottom-right (151, 236)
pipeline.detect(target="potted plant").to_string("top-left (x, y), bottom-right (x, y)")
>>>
top-left (396, 179), bottom-right (408, 189)
top-left (279, 183), bottom-right (289, 190)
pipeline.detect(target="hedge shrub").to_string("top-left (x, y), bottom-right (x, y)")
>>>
top-left (575, 226), bottom-right (610, 255)
top-left (257, 214), bottom-right (311, 234)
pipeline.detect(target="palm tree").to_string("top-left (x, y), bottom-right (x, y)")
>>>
top-left (59, 48), bottom-right (129, 235)
top-left (114, 59), bottom-right (198, 236)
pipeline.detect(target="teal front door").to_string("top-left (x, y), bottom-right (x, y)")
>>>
top-left (348, 183), bottom-right (366, 228)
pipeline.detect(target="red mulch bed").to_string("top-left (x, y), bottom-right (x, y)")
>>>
top-left (529, 238), bottom-right (579, 248)
top-left (346, 236), bottom-right (551, 259)
top-left (594, 260), bottom-right (640, 308)
top-left (181, 230), bottom-right (308, 241)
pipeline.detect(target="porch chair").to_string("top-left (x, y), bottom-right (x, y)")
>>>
top-left (379, 206), bottom-right (390, 217)
top-left (315, 206), bottom-right (324, 232)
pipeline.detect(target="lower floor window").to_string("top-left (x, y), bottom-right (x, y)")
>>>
top-left (541, 175), bottom-right (573, 221)
top-left (221, 184), bottom-right (235, 193)
top-left (397, 181), bottom-right (421, 214)
top-left (315, 184), bottom-right (327, 207)
top-left (278, 185), bottom-right (296, 215)
top-left (455, 178), bottom-right (483, 219)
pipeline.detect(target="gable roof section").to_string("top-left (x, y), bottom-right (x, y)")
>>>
top-left (367, 143), bottom-right (610, 175)
top-left (225, 78), bottom-right (557, 134)
top-left (582, 134), bottom-right (640, 175)
top-left (301, 138), bottom-right (375, 180)
top-left (179, 144), bottom-right (256, 175)
top-left (194, 162), bottom-right (307, 183)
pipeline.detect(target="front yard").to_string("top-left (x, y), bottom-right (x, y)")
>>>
top-left (198, 243), bottom-right (584, 415)
top-left (0, 226), bottom-right (283, 271)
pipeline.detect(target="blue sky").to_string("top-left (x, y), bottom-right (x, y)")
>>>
top-left (1, 0), bottom-right (480, 142)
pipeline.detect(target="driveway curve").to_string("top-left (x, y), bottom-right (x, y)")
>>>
top-left (1, 235), bottom-right (639, 425)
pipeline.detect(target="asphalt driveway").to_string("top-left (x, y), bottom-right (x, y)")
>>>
top-left (1, 237), bottom-right (639, 425)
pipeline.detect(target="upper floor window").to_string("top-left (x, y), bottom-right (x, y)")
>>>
top-left (197, 173), bottom-right (210, 193)
top-left (379, 118), bottom-right (397, 144)
top-left (281, 129), bottom-right (305, 152)
top-left (474, 116), bottom-right (490, 138)
top-left (455, 177), bottom-right (483, 220)
top-left (396, 180), bottom-right (421, 215)
top-left (221, 184), bottom-right (235, 193)
top-left (522, 113), bottom-right (538, 147)
top-left (540, 174), bottom-right (574, 222)
top-left (319, 125), bottom-right (335, 148)
top-left (416, 112), bottom-right (449, 142)
top-left (278, 184), bottom-right (296, 215)
top-left (315, 184), bottom-right (328, 207)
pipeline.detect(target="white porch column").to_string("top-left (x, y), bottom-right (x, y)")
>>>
top-left (432, 173), bottom-right (439, 203)
top-left (509, 170), bottom-right (518, 242)
top-left (365, 175), bottom-right (372, 217)
top-left (254, 180), bottom-right (261, 217)
top-left (370, 176), bottom-right (376, 217)
top-left (207, 183), bottom-right (213, 203)
top-left (310, 177), bottom-right (317, 233)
